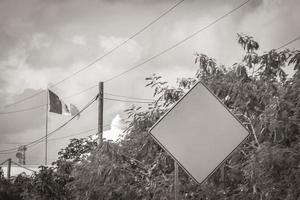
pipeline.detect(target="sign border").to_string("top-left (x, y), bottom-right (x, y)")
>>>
top-left (149, 81), bottom-right (251, 184)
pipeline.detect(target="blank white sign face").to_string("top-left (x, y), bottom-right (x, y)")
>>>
top-left (149, 82), bottom-right (249, 184)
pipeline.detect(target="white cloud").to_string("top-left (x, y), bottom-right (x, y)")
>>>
top-left (29, 33), bottom-right (51, 50)
top-left (71, 35), bottom-right (87, 46)
top-left (0, 47), bottom-right (47, 95)
top-left (98, 35), bottom-right (143, 62)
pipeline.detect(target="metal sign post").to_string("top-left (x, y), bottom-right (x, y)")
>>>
top-left (174, 161), bottom-right (179, 200)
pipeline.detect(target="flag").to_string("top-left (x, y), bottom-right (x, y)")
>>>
top-left (62, 101), bottom-right (71, 115)
top-left (49, 89), bottom-right (62, 114)
top-left (48, 89), bottom-right (80, 118)
top-left (70, 104), bottom-right (80, 119)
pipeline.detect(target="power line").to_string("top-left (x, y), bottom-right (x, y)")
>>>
top-left (0, 125), bottom-right (111, 164)
top-left (3, 14), bottom-right (299, 116)
top-left (0, 128), bottom-right (100, 145)
top-left (48, 130), bottom-right (96, 142)
top-left (0, 86), bottom-right (98, 114)
top-left (48, 126), bottom-right (110, 142)
top-left (28, 95), bottom-right (98, 147)
top-left (5, 25), bottom-right (298, 116)
top-left (0, 95), bottom-right (98, 154)
top-left (0, 86), bottom-right (99, 115)
top-left (51, 0), bottom-right (186, 87)
top-left (104, 92), bottom-right (154, 101)
top-left (3, 91), bottom-right (45, 109)
top-left (62, 85), bottom-right (98, 100)
top-left (0, 159), bottom-right (8, 165)
top-left (2, 0), bottom-right (186, 109)
top-left (0, 104), bottom-right (46, 115)
top-left (104, 97), bottom-right (154, 104)
top-left (103, 0), bottom-right (252, 83)
top-left (24, 125), bottom-right (111, 153)
top-left (10, 160), bottom-right (36, 172)
top-left (0, 0), bottom-right (251, 109)
top-left (276, 36), bottom-right (300, 50)
top-left (0, 125), bottom-right (111, 156)
top-left (0, 93), bottom-right (154, 115)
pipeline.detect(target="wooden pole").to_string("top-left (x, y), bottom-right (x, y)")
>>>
top-left (22, 145), bottom-right (27, 165)
top-left (98, 82), bottom-right (104, 144)
top-left (174, 161), bottom-right (179, 200)
top-left (45, 89), bottom-right (49, 165)
top-left (7, 158), bottom-right (11, 179)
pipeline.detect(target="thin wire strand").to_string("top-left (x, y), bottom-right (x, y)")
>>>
top-left (25, 125), bottom-right (112, 152)
top-left (3, 91), bottom-right (45, 109)
top-left (104, 97), bottom-right (154, 104)
top-left (104, 92), bottom-right (154, 101)
top-left (0, 91), bottom-right (154, 115)
top-left (51, 0), bottom-right (186, 87)
top-left (48, 126), bottom-right (109, 142)
top-left (0, 95), bottom-right (98, 154)
top-left (0, 0), bottom-right (251, 109)
top-left (276, 36), bottom-right (300, 50)
top-left (0, 159), bottom-right (8, 165)
top-left (27, 95), bottom-right (98, 147)
top-left (4, 31), bottom-right (299, 115)
top-left (104, 0), bottom-right (252, 83)
top-left (0, 128), bottom-right (101, 146)
top-left (10, 160), bottom-right (36, 172)
top-left (62, 85), bottom-right (98, 100)
top-left (0, 104), bottom-right (46, 115)
top-left (1, 0), bottom-right (186, 109)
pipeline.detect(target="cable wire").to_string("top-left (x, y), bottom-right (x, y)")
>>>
top-left (277, 36), bottom-right (300, 50)
top-left (104, 0), bottom-right (252, 83)
top-left (2, 0), bottom-right (186, 109)
top-left (10, 160), bottom-right (37, 173)
top-left (104, 92), bottom-right (154, 101)
top-left (104, 97), bottom-right (154, 104)
top-left (48, 126), bottom-right (109, 142)
top-left (0, 92), bottom-right (154, 115)
top-left (0, 104), bottom-right (46, 115)
top-left (5, 25), bottom-right (299, 115)
top-left (0, 159), bottom-right (8, 165)
top-left (0, 95), bottom-right (98, 154)
top-left (62, 85), bottom-right (98, 100)
top-left (51, 0), bottom-right (186, 88)
top-left (3, 91), bottom-right (45, 109)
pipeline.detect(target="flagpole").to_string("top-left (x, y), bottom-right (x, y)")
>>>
top-left (45, 89), bottom-right (49, 165)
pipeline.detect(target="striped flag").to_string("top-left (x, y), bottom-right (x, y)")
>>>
top-left (48, 89), bottom-right (80, 118)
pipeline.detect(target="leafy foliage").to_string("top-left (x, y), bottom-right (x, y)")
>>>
top-left (65, 33), bottom-right (300, 200)
top-left (1, 33), bottom-right (300, 199)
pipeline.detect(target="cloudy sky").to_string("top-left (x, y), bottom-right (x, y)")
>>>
top-left (0, 0), bottom-right (299, 165)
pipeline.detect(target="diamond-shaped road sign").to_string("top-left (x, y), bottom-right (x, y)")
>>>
top-left (149, 81), bottom-right (250, 184)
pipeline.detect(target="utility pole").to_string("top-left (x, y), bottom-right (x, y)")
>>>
top-left (174, 161), bottom-right (179, 200)
top-left (22, 145), bottom-right (26, 165)
top-left (7, 158), bottom-right (11, 179)
top-left (98, 82), bottom-right (104, 144)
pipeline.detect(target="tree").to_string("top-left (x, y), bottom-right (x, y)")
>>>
top-left (2, 33), bottom-right (299, 199)
top-left (67, 33), bottom-right (300, 199)
top-left (0, 168), bottom-right (31, 200)
top-left (21, 137), bottom-right (97, 200)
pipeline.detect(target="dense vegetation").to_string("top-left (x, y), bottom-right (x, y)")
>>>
top-left (1, 34), bottom-right (299, 199)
